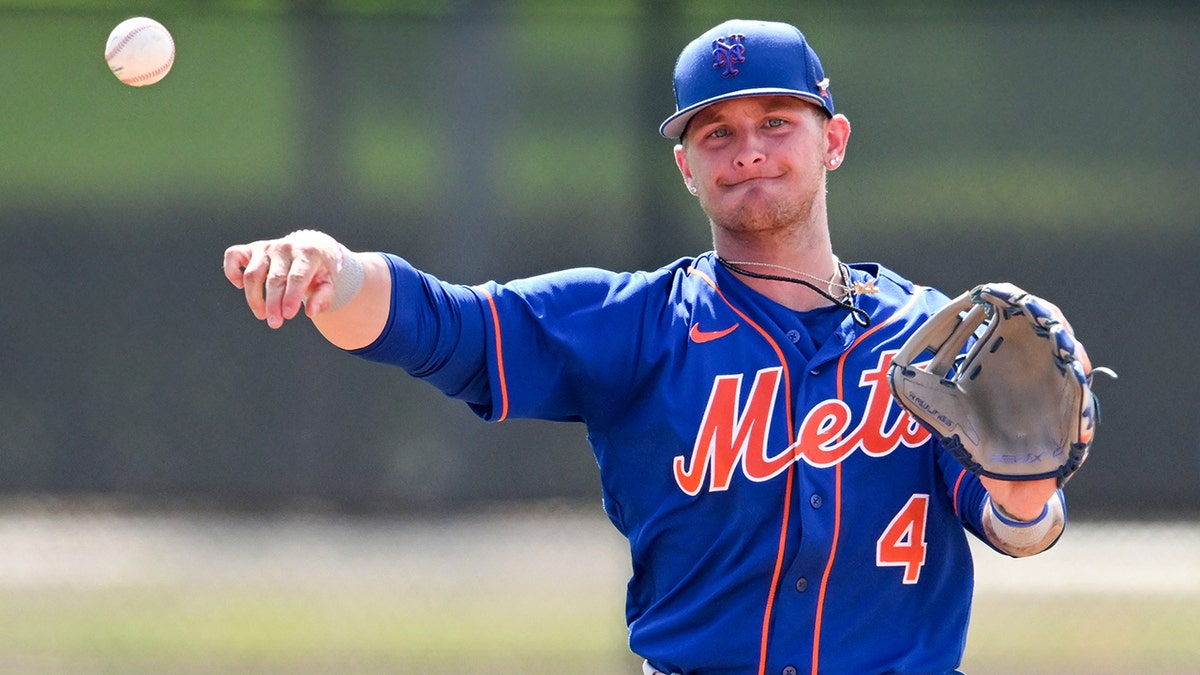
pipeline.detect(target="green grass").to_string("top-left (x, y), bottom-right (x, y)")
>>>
top-left (0, 587), bottom-right (637, 674)
top-left (0, 586), bottom-right (1195, 674)
top-left (964, 594), bottom-right (1200, 675)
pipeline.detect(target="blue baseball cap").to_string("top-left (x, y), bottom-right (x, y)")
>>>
top-left (659, 19), bottom-right (834, 139)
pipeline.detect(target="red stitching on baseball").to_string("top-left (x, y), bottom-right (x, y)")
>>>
top-left (105, 22), bottom-right (175, 84)
top-left (105, 24), bottom-right (150, 61)
top-left (128, 50), bottom-right (174, 83)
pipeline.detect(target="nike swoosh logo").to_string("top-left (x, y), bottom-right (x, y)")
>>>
top-left (689, 322), bottom-right (739, 344)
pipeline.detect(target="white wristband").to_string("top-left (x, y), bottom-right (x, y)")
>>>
top-left (990, 499), bottom-right (1049, 528)
top-left (982, 490), bottom-right (1065, 557)
top-left (328, 248), bottom-right (364, 312)
top-left (287, 230), bottom-right (364, 312)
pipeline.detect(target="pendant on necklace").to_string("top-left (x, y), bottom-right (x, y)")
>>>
top-left (852, 280), bottom-right (879, 296)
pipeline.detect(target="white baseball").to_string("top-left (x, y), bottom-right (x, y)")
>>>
top-left (104, 17), bottom-right (175, 87)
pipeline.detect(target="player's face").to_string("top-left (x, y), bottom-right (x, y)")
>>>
top-left (675, 96), bottom-right (842, 237)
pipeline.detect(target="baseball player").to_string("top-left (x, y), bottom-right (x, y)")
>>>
top-left (224, 19), bottom-right (1102, 675)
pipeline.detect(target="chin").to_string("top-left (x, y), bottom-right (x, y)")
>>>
top-left (708, 196), bottom-right (813, 234)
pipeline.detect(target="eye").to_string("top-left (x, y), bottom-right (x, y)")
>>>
top-left (709, 127), bottom-right (730, 139)
top-left (766, 117), bottom-right (787, 128)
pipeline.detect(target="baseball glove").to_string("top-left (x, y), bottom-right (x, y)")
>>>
top-left (888, 283), bottom-right (1115, 487)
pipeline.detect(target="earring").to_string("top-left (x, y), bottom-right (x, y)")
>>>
top-left (688, 185), bottom-right (698, 194)
top-left (829, 157), bottom-right (841, 167)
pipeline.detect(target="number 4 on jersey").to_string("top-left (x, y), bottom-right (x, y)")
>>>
top-left (876, 494), bottom-right (929, 584)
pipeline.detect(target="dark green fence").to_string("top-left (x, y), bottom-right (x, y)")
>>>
top-left (2, 1), bottom-right (1196, 517)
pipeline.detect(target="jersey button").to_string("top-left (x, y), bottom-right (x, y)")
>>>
top-left (810, 494), bottom-right (823, 509)
top-left (794, 577), bottom-right (808, 592)
top-left (782, 667), bottom-right (798, 675)
top-left (786, 329), bottom-right (801, 343)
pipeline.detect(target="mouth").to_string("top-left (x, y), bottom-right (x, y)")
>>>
top-left (723, 174), bottom-right (782, 189)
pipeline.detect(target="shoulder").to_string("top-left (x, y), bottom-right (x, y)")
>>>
top-left (849, 261), bottom-right (951, 314)
top-left (841, 262), bottom-right (953, 342)
top-left (476, 255), bottom-right (715, 323)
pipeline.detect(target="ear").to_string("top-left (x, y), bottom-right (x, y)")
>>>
top-left (674, 143), bottom-right (691, 181)
top-left (674, 143), bottom-right (697, 193)
top-left (825, 114), bottom-right (851, 168)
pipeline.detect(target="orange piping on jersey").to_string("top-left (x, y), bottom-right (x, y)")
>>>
top-left (952, 469), bottom-right (967, 518)
top-left (687, 266), bottom-right (793, 675)
top-left (811, 463), bottom-right (843, 675)
top-left (479, 288), bottom-right (510, 422)
top-left (811, 291), bottom-right (922, 675)
top-left (758, 467), bottom-right (795, 675)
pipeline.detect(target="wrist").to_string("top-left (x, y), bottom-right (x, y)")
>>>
top-left (989, 498), bottom-right (1048, 527)
top-left (981, 490), bottom-right (1066, 557)
top-left (328, 249), bottom-right (365, 311)
top-left (287, 230), bottom-right (364, 312)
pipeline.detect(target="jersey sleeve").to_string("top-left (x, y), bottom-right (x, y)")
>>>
top-left (348, 253), bottom-right (493, 407)
top-left (470, 266), bottom-right (658, 423)
top-left (937, 441), bottom-right (988, 538)
top-left (348, 253), bottom-right (657, 425)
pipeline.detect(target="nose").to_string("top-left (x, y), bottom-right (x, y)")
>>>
top-left (733, 134), bottom-right (767, 168)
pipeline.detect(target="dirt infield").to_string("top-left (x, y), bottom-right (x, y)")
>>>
top-left (0, 503), bottom-right (1195, 596)
top-left (0, 503), bottom-right (629, 591)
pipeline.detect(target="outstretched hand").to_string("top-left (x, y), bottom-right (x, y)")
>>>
top-left (223, 230), bottom-right (352, 329)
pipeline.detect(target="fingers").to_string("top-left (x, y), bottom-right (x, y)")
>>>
top-left (304, 277), bottom-right (335, 318)
top-left (262, 251), bottom-right (294, 329)
top-left (225, 233), bottom-right (339, 329)
top-left (222, 245), bottom-right (252, 289)
top-left (239, 246), bottom-right (272, 323)
top-left (277, 253), bottom-right (328, 322)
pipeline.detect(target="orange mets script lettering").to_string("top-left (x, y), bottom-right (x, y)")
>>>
top-left (673, 351), bottom-right (931, 495)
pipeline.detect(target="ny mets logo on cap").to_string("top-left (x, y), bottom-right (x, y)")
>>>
top-left (659, 20), bottom-right (835, 138)
top-left (711, 34), bottom-right (746, 77)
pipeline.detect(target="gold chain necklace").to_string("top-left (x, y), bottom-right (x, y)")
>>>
top-left (716, 255), bottom-right (875, 327)
top-left (719, 257), bottom-right (853, 299)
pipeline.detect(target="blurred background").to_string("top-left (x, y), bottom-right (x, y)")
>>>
top-left (1, 0), bottom-right (1197, 673)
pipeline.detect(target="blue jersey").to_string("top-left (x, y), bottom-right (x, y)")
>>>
top-left (353, 251), bottom-right (1029, 675)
